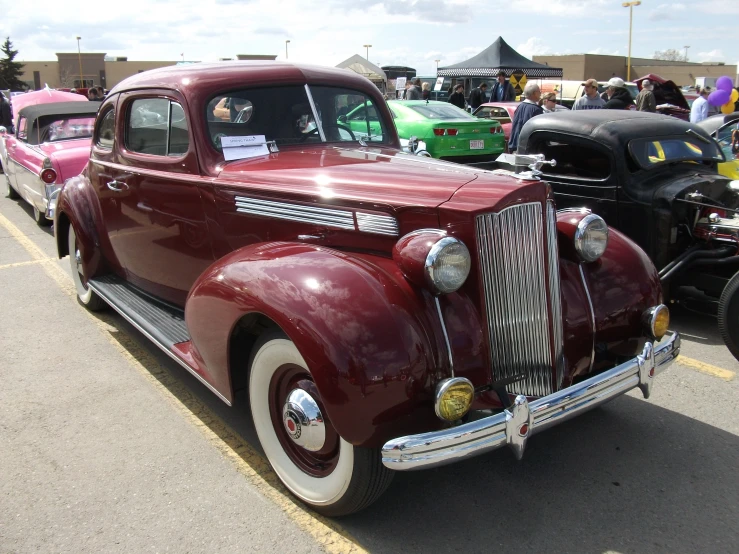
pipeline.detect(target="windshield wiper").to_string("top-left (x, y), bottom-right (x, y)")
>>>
top-left (686, 128), bottom-right (710, 145)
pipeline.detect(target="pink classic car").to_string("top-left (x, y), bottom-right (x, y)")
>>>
top-left (2, 101), bottom-right (99, 225)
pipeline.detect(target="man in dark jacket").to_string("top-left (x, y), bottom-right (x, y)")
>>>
top-left (0, 94), bottom-right (12, 132)
top-left (509, 83), bottom-right (543, 152)
top-left (468, 82), bottom-right (488, 110)
top-left (406, 78), bottom-right (422, 100)
top-left (448, 84), bottom-right (466, 110)
top-left (490, 71), bottom-right (515, 102)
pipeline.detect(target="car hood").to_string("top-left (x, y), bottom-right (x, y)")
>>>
top-left (634, 74), bottom-right (690, 111)
top-left (38, 139), bottom-right (92, 183)
top-left (216, 145), bottom-right (482, 208)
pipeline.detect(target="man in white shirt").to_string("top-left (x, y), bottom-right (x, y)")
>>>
top-left (690, 87), bottom-right (710, 123)
top-left (572, 78), bottom-right (605, 110)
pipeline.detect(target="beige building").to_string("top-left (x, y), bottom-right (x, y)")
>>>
top-left (19, 53), bottom-right (277, 91)
top-left (532, 54), bottom-right (737, 87)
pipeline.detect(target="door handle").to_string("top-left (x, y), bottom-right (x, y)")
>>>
top-left (106, 180), bottom-right (129, 192)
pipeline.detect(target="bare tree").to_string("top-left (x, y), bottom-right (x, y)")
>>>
top-left (59, 66), bottom-right (75, 88)
top-left (653, 49), bottom-right (683, 61)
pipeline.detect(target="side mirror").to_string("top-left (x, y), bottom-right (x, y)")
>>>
top-left (338, 115), bottom-right (347, 124)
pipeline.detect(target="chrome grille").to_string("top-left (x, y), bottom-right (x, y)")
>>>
top-left (476, 202), bottom-right (563, 396)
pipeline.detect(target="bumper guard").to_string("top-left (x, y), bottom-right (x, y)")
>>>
top-left (382, 331), bottom-right (680, 471)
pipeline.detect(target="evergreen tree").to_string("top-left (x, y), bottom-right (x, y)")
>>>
top-left (0, 37), bottom-right (28, 91)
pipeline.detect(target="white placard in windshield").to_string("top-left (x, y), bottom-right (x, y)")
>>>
top-left (434, 77), bottom-right (444, 91)
top-left (221, 135), bottom-right (270, 161)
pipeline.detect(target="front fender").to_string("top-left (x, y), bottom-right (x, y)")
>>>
top-left (186, 242), bottom-right (445, 448)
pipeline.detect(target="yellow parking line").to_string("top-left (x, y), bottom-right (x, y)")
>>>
top-left (677, 355), bottom-right (736, 381)
top-left (0, 258), bottom-right (57, 270)
top-left (0, 212), bottom-right (367, 554)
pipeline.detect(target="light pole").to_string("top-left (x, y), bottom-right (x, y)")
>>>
top-left (622, 1), bottom-right (641, 82)
top-left (434, 59), bottom-right (440, 72)
top-left (285, 40), bottom-right (290, 60)
top-left (363, 44), bottom-right (372, 61)
top-left (683, 45), bottom-right (690, 62)
top-left (76, 36), bottom-right (83, 88)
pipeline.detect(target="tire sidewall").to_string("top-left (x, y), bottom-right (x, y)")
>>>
top-left (249, 336), bottom-right (355, 507)
top-left (68, 226), bottom-right (94, 305)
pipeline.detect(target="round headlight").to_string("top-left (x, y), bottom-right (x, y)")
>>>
top-left (574, 214), bottom-right (609, 262)
top-left (644, 304), bottom-right (670, 341)
top-left (424, 237), bottom-right (471, 294)
top-left (435, 377), bottom-right (475, 421)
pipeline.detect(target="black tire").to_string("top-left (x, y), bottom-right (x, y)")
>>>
top-left (33, 205), bottom-right (51, 226)
top-left (68, 226), bottom-right (107, 311)
top-left (248, 331), bottom-right (393, 516)
top-left (6, 174), bottom-right (19, 199)
top-left (718, 271), bottom-right (739, 362)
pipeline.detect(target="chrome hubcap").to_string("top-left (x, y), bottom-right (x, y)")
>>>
top-left (282, 389), bottom-right (325, 452)
top-left (74, 249), bottom-right (83, 274)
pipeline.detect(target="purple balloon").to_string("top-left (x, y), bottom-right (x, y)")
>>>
top-left (708, 89), bottom-right (731, 106)
top-left (716, 76), bottom-right (734, 92)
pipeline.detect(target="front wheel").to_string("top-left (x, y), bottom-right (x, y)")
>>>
top-left (6, 174), bottom-right (19, 199)
top-left (68, 226), bottom-right (107, 311)
top-left (718, 271), bottom-right (739, 362)
top-left (249, 332), bottom-right (393, 516)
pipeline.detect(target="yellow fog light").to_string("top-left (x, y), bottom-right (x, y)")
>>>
top-left (434, 377), bottom-right (475, 421)
top-left (644, 304), bottom-right (670, 341)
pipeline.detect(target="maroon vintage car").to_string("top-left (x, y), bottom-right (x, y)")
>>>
top-left (54, 62), bottom-right (679, 516)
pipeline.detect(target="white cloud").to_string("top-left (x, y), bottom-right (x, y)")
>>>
top-left (695, 49), bottom-right (725, 62)
top-left (516, 38), bottom-right (552, 58)
top-left (587, 47), bottom-right (620, 56)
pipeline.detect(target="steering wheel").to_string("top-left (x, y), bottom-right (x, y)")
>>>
top-left (299, 124), bottom-right (356, 142)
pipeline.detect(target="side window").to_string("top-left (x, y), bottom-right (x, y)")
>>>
top-left (532, 138), bottom-right (611, 180)
top-left (96, 109), bottom-right (116, 149)
top-left (17, 117), bottom-right (27, 141)
top-left (126, 98), bottom-right (189, 157)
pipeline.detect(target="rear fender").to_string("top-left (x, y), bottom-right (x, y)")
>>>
top-left (186, 242), bottom-right (443, 448)
top-left (54, 170), bottom-right (114, 278)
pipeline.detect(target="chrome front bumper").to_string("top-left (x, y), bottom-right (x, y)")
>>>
top-left (381, 331), bottom-right (680, 471)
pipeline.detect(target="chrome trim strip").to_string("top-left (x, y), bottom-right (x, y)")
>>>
top-left (434, 297), bottom-right (454, 377)
top-left (304, 84), bottom-right (326, 142)
top-left (356, 212), bottom-right (399, 236)
top-left (87, 281), bottom-right (232, 407)
top-left (579, 264), bottom-right (596, 372)
top-left (382, 332), bottom-right (680, 471)
top-left (546, 201), bottom-right (565, 388)
top-left (234, 196), bottom-right (355, 230)
top-left (476, 202), bottom-right (554, 396)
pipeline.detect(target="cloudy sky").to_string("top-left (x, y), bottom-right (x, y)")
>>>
top-left (2, 0), bottom-right (737, 75)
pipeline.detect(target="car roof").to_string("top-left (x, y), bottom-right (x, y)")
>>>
top-left (109, 61), bottom-right (378, 96)
top-left (518, 110), bottom-right (713, 152)
top-left (17, 101), bottom-right (99, 121)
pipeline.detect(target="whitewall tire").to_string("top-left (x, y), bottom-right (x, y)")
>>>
top-left (249, 333), bottom-right (393, 516)
top-left (68, 226), bottom-right (106, 311)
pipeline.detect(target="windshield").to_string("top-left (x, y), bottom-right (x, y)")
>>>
top-left (30, 115), bottom-right (95, 144)
top-left (206, 85), bottom-right (390, 152)
top-left (409, 103), bottom-right (474, 120)
top-left (716, 122), bottom-right (739, 162)
top-left (629, 135), bottom-right (724, 169)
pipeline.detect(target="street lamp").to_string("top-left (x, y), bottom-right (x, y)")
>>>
top-left (76, 36), bottom-right (83, 88)
top-left (434, 59), bottom-right (440, 72)
top-left (285, 40), bottom-right (290, 60)
top-left (363, 44), bottom-right (372, 61)
top-left (683, 45), bottom-right (690, 62)
top-left (622, 1), bottom-right (641, 82)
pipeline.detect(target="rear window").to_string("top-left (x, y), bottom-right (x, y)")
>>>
top-left (629, 136), bottom-right (724, 168)
top-left (409, 103), bottom-right (474, 120)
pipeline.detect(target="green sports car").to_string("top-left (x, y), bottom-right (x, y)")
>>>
top-left (340, 100), bottom-right (505, 162)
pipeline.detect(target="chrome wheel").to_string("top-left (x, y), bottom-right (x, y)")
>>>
top-left (68, 226), bottom-right (106, 311)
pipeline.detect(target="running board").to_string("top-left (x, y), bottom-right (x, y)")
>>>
top-left (88, 274), bottom-right (189, 347)
top-left (87, 274), bottom-right (232, 406)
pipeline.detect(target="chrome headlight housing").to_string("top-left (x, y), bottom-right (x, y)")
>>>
top-left (424, 237), bottom-right (471, 294)
top-left (574, 214), bottom-right (609, 262)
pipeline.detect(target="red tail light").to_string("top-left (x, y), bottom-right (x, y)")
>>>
top-left (40, 168), bottom-right (57, 184)
top-left (446, 129), bottom-right (458, 136)
top-left (433, 128), bottom-right (445, 136)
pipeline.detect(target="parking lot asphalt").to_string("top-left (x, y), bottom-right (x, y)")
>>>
top-left (1, 190), bottom-right (738, 554)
